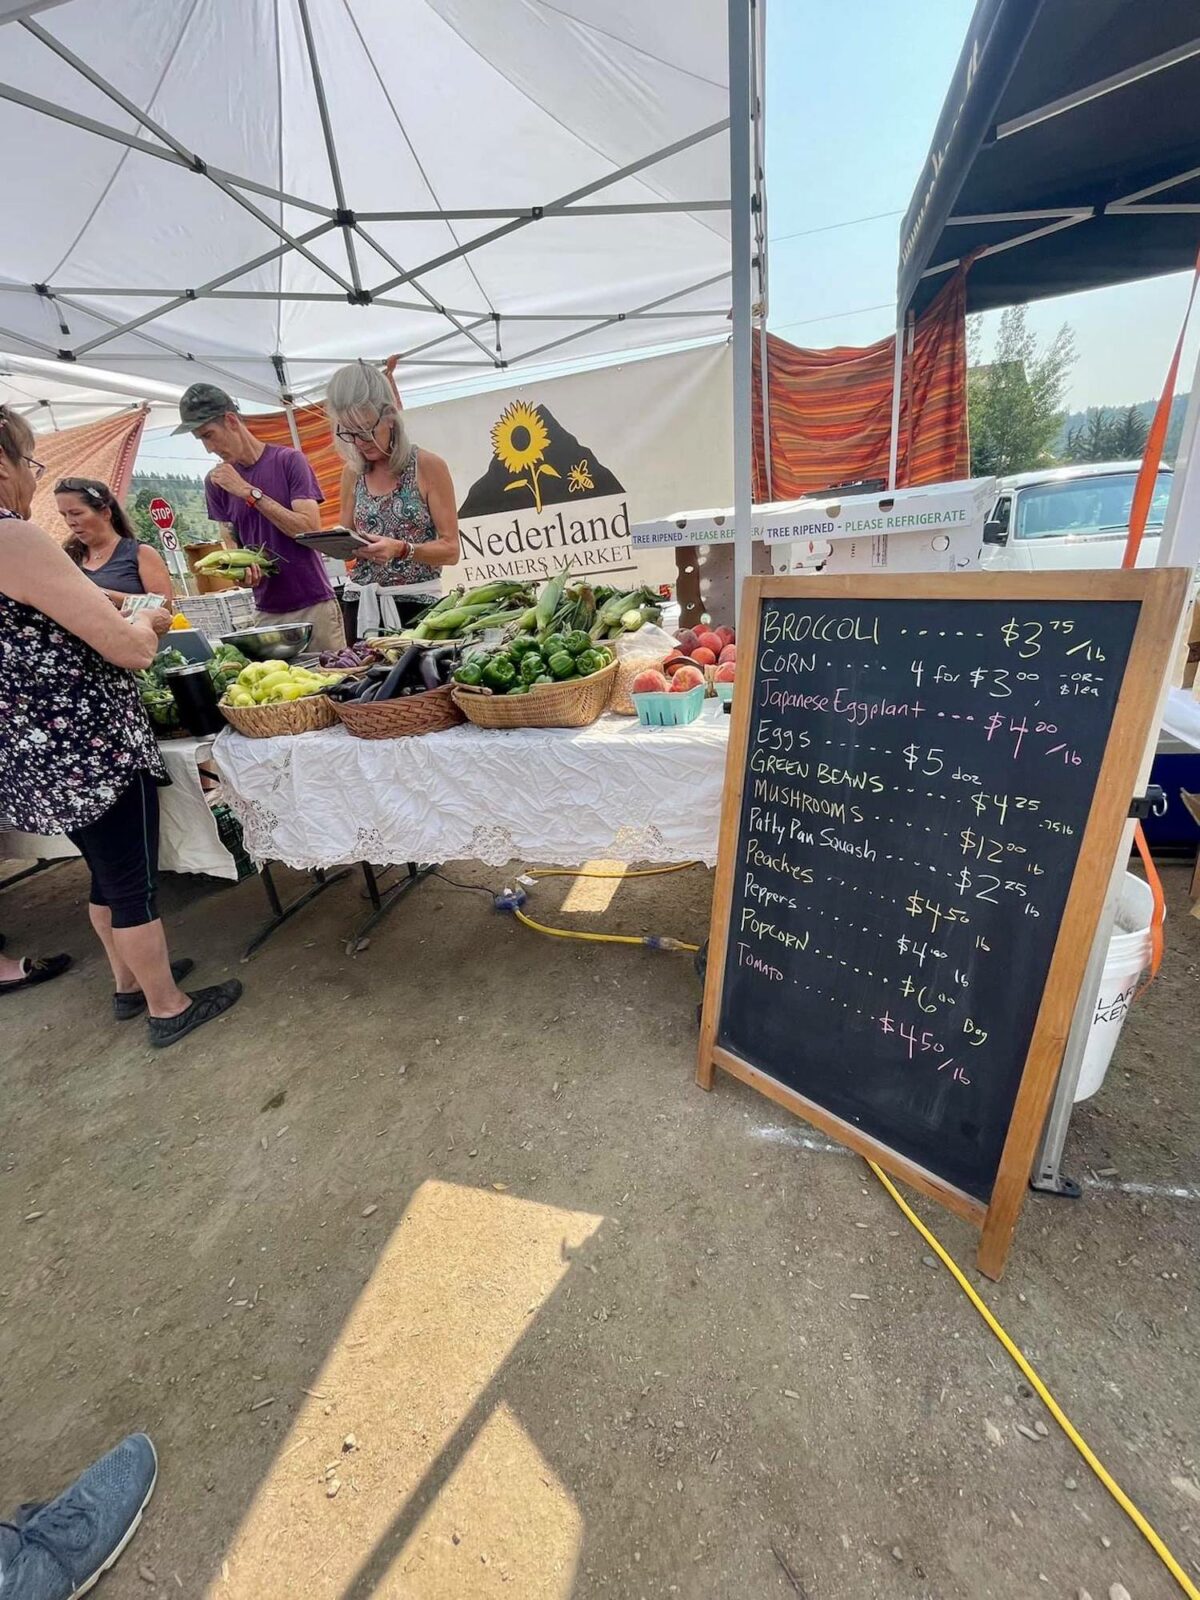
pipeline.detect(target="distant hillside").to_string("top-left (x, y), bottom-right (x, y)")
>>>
top-left (126, 471), bottom-right (213, 549)
top-left (1054, 394), bottom-right (1189, 463)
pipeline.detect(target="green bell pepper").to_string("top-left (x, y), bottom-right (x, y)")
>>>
top-left (480, 655), bottom-right (516, 692)
top-left (519, 652), bottom-right (545, 684)
top-left (508, 635), bottom-right (540, 660)
top-left (547, 650), bottom-right (576, 680)
top-left (531, 674), bottom-right (554, 687)
top-left (541, 632), bottom-right (567, 658)
top-left (563, 629), bottom-right (591, 657)
top-left (574, 648), bottom-right (605, 677)
top-left (507, 683), bottom-right (528, 695)
top-left (453, 661), bottom-right (484, 687)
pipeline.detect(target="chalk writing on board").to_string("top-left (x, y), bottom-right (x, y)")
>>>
top-left (717, 597), bottom-right (1142, 1202)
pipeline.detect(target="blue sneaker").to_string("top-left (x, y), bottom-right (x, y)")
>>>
top-left (0, 1434), bottom-right (157, 1598)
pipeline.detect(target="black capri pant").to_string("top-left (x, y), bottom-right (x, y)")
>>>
top-left (67, 769), bottom-right (162, 929)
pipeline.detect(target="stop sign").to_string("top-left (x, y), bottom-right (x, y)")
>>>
top-left (148, 497), bottom-right (174, 531)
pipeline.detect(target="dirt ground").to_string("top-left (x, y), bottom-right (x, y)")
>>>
top-left (1, 852), bottom-right (1197, 1600)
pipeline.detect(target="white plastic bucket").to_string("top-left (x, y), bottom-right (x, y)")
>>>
top-left (1075, 873), bottom-right (1157, 1103)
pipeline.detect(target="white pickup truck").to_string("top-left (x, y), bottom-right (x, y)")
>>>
top-left (980, 460), bottom-right (1172, 571)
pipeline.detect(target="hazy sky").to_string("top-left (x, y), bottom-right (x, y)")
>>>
top-left (764, 0), bottom-right (1198, 411)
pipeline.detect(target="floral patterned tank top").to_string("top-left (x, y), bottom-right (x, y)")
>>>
top-left (0, 508), bottom-right (167, 835)
top-left (350, 447), bottom-right (439, 588)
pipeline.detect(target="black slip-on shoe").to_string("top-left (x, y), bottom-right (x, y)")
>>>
top-left (113, 958), bottom-right (196, 1021)
top-left (148, 980), bottom-right (243, 1048)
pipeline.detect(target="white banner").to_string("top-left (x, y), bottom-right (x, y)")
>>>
top-left (406, 343), bottom-right (733, 592)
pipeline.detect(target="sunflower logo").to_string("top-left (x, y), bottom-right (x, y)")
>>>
top-left (492, 399), bottom-right (559, 514)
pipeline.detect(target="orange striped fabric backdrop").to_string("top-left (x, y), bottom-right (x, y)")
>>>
top-left (244, 404), bottom-right (344, 527)
top-left (31, 405), bottom-right (149, 544)
top-left (753, 272), bottom-right (969, 502)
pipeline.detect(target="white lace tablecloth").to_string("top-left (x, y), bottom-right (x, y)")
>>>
top-left (213, 704), bottom-right (731, 869)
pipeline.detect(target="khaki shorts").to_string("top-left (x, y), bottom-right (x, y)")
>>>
top-left (256, 599), bottom-right (347, 656)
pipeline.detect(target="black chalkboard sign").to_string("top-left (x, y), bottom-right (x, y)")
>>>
top-left (698, 573), bottom-right (1185, 1277)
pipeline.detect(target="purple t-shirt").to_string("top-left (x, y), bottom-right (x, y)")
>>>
top-left (205, 444), bottom-right (330, 614)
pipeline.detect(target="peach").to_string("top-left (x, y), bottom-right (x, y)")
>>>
top-left (696, 631), bottom-right (724, 655)
top-left (691, 646), bottom-right (717, 667)
top-left (718, 643), bottom-right (737, 665)
top-left (631, 668), bottom-right (669, 694)
top-left (715, 662), bottom-right (736, 683)
top-left (663, 654), bottom-right (694, 676)
top-left (675, 629), bottom-right (701, 653)
top-left (715, 626), bottom-right (735, 646)
top-left (670, 665), bottom-right (704, 692)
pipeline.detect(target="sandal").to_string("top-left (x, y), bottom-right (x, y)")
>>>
top-left (0, 953), bottom-right (72, 994)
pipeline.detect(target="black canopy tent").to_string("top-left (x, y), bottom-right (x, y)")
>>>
top-left (889, 0), bottom-right (1200, 486)
top-left (890, 0), bottom-right (1200, 1198)
top-left (899, 0), bottom-right (1200, 315)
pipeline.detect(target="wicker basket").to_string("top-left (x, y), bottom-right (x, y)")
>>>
top-left (219, 692), bottom-right (338, 738)
top-left (334, 683), bottom-right (464, 739)
top-left (452, 660), bottom-right (617, 729)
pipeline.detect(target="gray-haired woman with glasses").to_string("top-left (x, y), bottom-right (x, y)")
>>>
top-left (325, 360), bottom-right (460, 625)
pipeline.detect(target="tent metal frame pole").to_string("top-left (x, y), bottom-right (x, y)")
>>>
top-left (1156, 338), bottom-right (1200, 570)
top-left (19, 18), bottom-right (353, 295)
top-left (751, 0), bottom-right (772, 501)
top-left (354, 202), bottom-right (729, 221)
top-left (0, 80), bottom-right (333, 218)
top-left (511, 272), bottom-right (730, 367)
top-left (368, 118), bottom-right (730, 298)
top-left (284, 402), bottom-right (302, 451)
top-left (70, 223), bottom-right (336, 359)
top-left (886, 314), bottom-right (904, 488)
top-left (352, 224), bottom-right (501, 365)
top-left (995, 36), bottom-right (1200, 140)
top-left (729, 0), bottom-right (755, 601)
top-left (293, 0), bottom-right (362, 296)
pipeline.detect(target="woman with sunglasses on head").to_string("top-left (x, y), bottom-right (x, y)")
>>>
top-left (55, 477), bottom-right (173, 606)
top-left (0, 405), bottom-right (242, 1039)
top-left (325, 359), bottom-right (461, 628)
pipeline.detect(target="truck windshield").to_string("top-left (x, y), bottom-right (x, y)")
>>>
top-left (1014, 472), bottom-right (1172, 540)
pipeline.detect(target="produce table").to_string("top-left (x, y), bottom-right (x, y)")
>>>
top-left (213, 703), bottom-right (732, 871)
top-left (0, 736), bottom-right (240, 884)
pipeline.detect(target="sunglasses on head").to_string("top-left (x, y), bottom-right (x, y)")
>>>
top-left (55, 478), bottom-right (111, 505)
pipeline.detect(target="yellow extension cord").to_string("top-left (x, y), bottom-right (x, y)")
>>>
top-left (516, 862), bottom-right (701, 951)
top-left (869, 1161), bottom-right (1199, 1598)
top-left (514, 864), bottom-right (1197, 1596)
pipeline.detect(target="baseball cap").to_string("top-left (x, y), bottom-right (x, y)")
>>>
top-left (173, 382), bottom-right (240, 435)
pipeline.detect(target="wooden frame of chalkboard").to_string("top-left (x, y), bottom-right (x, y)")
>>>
top-left (697, 570), bottom-right (1187, 1279)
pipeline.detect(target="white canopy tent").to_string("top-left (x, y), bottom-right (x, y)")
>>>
top-left (1, 0), bottom-right (767, 586)
top-left (0, 349), bottom-right (184, 431)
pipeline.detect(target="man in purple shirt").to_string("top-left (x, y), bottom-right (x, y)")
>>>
top-left (175, 383), bottom-right (346, 653)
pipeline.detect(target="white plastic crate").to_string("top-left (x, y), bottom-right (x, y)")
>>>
top-left (176, 590), bottom-right (257, 640)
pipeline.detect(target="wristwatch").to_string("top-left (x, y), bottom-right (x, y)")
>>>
top-left (245, 487), bottom-right (264, 505)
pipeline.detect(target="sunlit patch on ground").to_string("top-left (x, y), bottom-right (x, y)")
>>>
top-left (208, 1180), bottom-right (602, 1598)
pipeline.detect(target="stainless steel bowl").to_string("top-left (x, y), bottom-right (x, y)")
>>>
top-left (221, 623), bottom-right (313, 662)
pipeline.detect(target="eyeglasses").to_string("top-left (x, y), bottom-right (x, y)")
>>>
top-left (335, 409), bottom-right (386, 444)
top-left (24, 455), bottom-right (46, 482)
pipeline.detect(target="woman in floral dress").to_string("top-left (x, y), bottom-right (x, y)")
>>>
top-left (0, 405), bottom-right (241, 1044)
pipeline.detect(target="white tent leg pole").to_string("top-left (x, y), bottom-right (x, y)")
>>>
top-left (886, 315), bottom-right (904, 489)
top-left (729, 0), bottom-right (755, 601)
top-left (1156, 336), bottom-right (1200, 569)
top-left (284, 403), bottom-right (302, 451)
